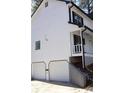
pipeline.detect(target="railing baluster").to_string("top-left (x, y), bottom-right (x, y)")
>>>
top-left (73, 44), bottom-right (82, 54)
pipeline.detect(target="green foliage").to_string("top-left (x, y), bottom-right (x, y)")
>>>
top-left (31, 0), bottom-right (42, 15)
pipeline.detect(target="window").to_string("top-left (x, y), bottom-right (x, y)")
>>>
top-left (45, 2), bottom-right (48, 7)
top-left (72, 11), bottom-right (83, 27)
top-left (35, 41), bottom-right (40, 50)
top-left (73, 35), bottom-right (81, 45)
top-left (73, 35), bottom-right (81, 53)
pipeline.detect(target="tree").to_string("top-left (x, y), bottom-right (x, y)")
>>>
top-left (31, 0), bottom-right (93, 19)
top-left (72, 0), bottom-right (93, 19)
top-left (31, 0), bottom-right (43, 16)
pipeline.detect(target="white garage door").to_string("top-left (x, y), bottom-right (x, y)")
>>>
top-left (31, 62), bottom-right (46, 80)
top-left (49, 60), bottom-right (69, 82)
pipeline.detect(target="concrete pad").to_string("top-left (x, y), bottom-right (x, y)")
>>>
top-left (32, 80), bottom-right (93, 93)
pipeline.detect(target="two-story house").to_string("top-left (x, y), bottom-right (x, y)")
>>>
top-left (31, 0), bottom-right (93, 87)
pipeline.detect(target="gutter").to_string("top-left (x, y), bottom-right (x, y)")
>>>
top-left (59, 0), bottom-right (92, 20)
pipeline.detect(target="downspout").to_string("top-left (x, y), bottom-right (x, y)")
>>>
top-left (68, 3), bottom-right (73, 23)
top-left (81, 28), bottom-right (87, 69)
top-left (82, 26), bottom-right (93, 69)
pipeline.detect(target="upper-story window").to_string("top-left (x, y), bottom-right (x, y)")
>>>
top-left (35, 40), bottom-right (40, 50)
top-left (45, 2), bottom-right (48, 7)
top-left (72, 11), bottom-right (83, 27)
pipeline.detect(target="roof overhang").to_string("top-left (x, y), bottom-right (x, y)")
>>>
top-left (59, 0), bottom-right (93, 20)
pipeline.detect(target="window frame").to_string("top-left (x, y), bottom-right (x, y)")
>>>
top-left (72, 11), bottom-right (84, 27)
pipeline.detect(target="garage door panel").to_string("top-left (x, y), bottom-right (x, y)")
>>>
top-left (49, 61), bottom-right (69, 82)
top-left (32, 62), bottom-right (46, 80)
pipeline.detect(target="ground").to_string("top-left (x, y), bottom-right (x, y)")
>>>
top-left (32, 80), bottom-right (93, 93)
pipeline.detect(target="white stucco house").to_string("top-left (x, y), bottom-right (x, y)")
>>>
top-left (31, 0), bottom-right (93, 87)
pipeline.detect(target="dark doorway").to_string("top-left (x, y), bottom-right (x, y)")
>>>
top-left (69, 56), bottom-right (83, 71)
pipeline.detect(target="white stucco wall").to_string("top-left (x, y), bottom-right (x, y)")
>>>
top-left (32, 0), bottom-right (92, 63)
top-left (32, 0), bottom-right (71, 63)
top-left (31, 0), bottom-right (93, 81)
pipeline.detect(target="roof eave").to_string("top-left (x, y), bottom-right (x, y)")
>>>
top-left (59, 0), bottom-right (93, 20)
top-left (31, 0), bottom-right (44, 17)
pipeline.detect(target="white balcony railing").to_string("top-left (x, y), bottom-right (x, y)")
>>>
top-left (73, 44), bottom-right (82, 54)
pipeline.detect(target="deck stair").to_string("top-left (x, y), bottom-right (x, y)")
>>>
top-left (69, 56), bottom-right (93, 87)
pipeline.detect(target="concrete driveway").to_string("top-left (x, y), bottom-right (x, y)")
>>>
top-left (32, 80), bottom-right (93, 93)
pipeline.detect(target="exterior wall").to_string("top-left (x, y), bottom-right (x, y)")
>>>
top-left (32, 0), bottom-right (71, 63)
top-left (69, 63), bottom-right (86, 87)
top-left (83, 30), bottom-right (93, 66)
top-left (32, 0), bottom-right (93, 63)
top-left (32, 0), bottom-right (93, 81)
top-left (83, 31), bottom-right (93, 55)
top-left (32, 0), bottom-right (71, 81)
top-left (85, 56), bottom-right (93, 66)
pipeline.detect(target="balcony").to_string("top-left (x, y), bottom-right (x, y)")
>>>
top-left (72, 44), bottom-right (82, 54)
